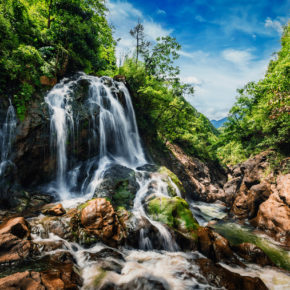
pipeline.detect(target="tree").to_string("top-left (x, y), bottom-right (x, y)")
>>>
top-left (130, 20), bottom-right (150, 64)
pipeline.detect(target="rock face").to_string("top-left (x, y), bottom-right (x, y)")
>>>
top-left (81, 198), bottom-right (126, 246)
top-left (0, 217), bottom-right (31, 265)
top-left (252, 174), bottom-right (290, 246)
top-left (147, 141), bottom-right (228, 203)
top-left (224, 151), bottom-right (290, 245)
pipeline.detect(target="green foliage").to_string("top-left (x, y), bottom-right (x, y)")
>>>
top-left (0, 0), bottom-right (116, 119)
top-left (217, 24), bottom-right (290, 165)
top-left (120, 24), bottom-right (218, 161)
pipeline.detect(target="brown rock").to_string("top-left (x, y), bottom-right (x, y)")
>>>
top-left (42, 204), bottom-right (66, 216)
top-left (197, 227), bottom-right (241, 265)
top-left (81, 198), bottom-right (125, 246)
top-left (0, 217), bottom-right (31, 265)
top-left (232, 243), bottom-right (273, 266)
top-left (196, 258), bottom-right (268, 290)
top-left (252, 181), bottom-right (290, 246)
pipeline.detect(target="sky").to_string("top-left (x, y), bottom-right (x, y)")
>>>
top-left (106, 0), bottom-right (289, 120)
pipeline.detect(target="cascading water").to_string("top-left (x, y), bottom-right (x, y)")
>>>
top-left (45, 73), bottom-right (177, 251)
top-left (0, 100), bottom-right (16, 176)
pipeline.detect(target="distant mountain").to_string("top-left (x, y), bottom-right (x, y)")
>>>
top-left (211, 117), bottom-right (228, 129)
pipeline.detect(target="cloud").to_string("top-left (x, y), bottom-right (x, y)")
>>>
top-left (222, 49), bottom-right (254, 66)
top-left (265, 17), bottom-right (284, 34)
top-left (182, 76), bottom-right (202, 85)
top-left (107, 1), bottom-right (172, 64)
top-left (157, 9), bottom-right (166, 15)
top-left (179, 49), bottom-right (269, 119)
top-left (195, 15), bottom-right (206, 22)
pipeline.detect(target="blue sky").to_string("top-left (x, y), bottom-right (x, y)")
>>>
top-left (107, 0), bottom-right (289, 120)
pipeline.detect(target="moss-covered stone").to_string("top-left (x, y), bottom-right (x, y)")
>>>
top-left (146, 196), bottom-right (199, 240)
top-left (158, 166), bottom-right (185, 196)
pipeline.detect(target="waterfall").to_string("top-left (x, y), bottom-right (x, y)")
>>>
top-left (0, 100), bottom-right (16, 176)
top-left (45, 73), bottom-right (146, 199)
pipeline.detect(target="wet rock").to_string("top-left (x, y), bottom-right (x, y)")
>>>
top-left (196, 258), bottom-right (268, 290)
top-left (147, 142), bottom-right (228, 203)
top-left (81, 198), bottom-right (126, 247)
top-left (0, 217), bottom-right (31, 265)
top-left (232, 182), bottom-right (271, 219)
top-left (197, 227), bottom-right (241, 265)
top-left (145, 196), bottom-right (199, 242)
top-left (232, 243), bottom-right (274, 266)
top-left (0, 271), bottom-right (45, 290)
top-left (93, 165), bottom-right (139, 210)
top-left (33, 240), bottom-right (66, 254)
top-left (86, 248), bottom-right (125, 261)
top-left (42, 203), bottom-right (66, 216)
top-left (100, 276), bottom-right (169, 290)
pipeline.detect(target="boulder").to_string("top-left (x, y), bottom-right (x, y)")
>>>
top-left (196, 258), bottom-right (268, 290)
top-left (0, 217), bottom-right (31, 265)
top-left (197, 227), bottom-right (241, 265)
top-left (93, 165), bottom-right (139, 210)
top-left (81, 198), bottom-right (126, 246)
top-left (42, 203), bottom-right (66, 216)
top-left (232, 243), bottom-right (274, 266)
top-left (145, 196), bottom-right (199, 243)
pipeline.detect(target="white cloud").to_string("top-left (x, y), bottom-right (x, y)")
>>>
top-left (179, 49), bottom-right (269, 119)
top-left (222, 49), bottom-right (254, 66)
top-left (265, 17), bottom-right (283, 34)
top-left (157, 9), bottom-right (166, 15)
top-left (182, 76), bottom-right (202, 85)
top-left (195, 15), bottom-right (206, 22)
top-left (143, 20), bottom-right (173, 40)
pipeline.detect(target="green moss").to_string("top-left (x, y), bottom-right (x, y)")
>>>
top-left (147, 196), bottom-right (199, 239)
top-left (158, 166), bottom-right (186, 196)
top-left (213, 222), bottom-right (290, 271)
top-left (112, 181), bottom-right (134, 209)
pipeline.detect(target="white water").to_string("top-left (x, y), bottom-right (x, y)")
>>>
top-left (45, 73), bottom-right (177, 251)
top-left (0, 101), bottom-right (16, 176)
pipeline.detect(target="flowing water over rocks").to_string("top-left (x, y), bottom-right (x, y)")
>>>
top-left (0, 74), bottom-right (289, 289)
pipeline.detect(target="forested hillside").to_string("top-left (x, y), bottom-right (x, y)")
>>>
top-left (217, 24), bottom-right (290, 165)
top-left (0, 0), bottom-right (116, 119)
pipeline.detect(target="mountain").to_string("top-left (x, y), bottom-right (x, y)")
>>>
top-left (211, 117), bottom-right (228, 128)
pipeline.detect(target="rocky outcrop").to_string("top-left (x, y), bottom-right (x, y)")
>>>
top-left (146, 141), bottom-right (228, 203)
top-left (224, 151), bottom-right (290, 245)
top-left (0, 217), bottom-right (31, 265)
top-left (81, 198), bottom-right (126, 247)
top-left (252, 174), bottom-right (290, 246)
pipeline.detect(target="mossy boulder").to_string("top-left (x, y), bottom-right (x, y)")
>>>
top-left (93, 165), bottom-right (139, 210)
top-left (158, 166), bottom-right (186, 197)
top-left (146, 196), bottom-right (199, 240)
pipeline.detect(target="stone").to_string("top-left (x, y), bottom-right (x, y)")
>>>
top-left (93, 165), bottom-right (139, 210)
top-left (232, 243), bottom-right (273, 266)
top-left (145, 196), bottom-right (199, 241)
top-left (197, 227), bottom-right (241, 265)
top-left (81, 198), bottom-right (126, 246)
top-left (196, 258), bottom-right (268, 290)
top-left (42, 203), bottom-right (66, 216)
top-left (0, 217), bottom-right (31, 265)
